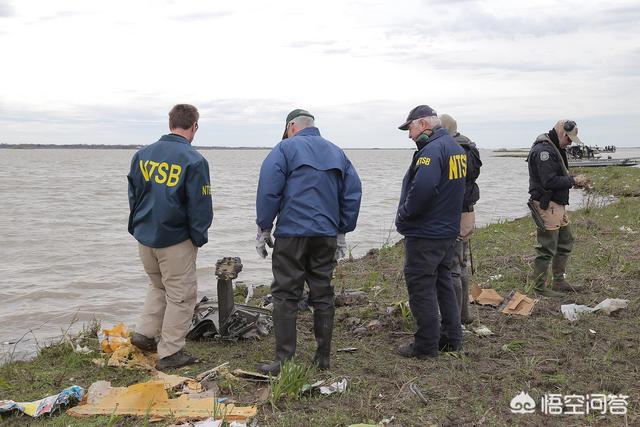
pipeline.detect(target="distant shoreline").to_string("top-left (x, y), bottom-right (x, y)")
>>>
top-left (0, 144), bottom-right (411, 150)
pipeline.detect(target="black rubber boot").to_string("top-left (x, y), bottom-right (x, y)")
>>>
top-left (257, 302), bottom-right (297, 376)
top-left (312, 310), bottom-right (334, 370)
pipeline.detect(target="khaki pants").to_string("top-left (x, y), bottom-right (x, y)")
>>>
top-left (137, 239), bottom-right (198, 359)
top-left (532, 200), bottom-right (569, 230)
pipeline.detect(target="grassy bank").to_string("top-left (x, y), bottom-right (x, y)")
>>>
top-left (2, 167), bottom-right (639, 426)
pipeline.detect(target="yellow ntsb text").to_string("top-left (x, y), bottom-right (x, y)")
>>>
top-left (139, 160), bottom-right (182, 187)
top-left (448, 154), bottom-right (467, 180)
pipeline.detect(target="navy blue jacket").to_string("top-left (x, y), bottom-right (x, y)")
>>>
top-left (396, 127), bottom-right (466, 239)
top-left (128, 134), bottom-right (213, 248)
top-left (256, 127), bottom-right (362, 238)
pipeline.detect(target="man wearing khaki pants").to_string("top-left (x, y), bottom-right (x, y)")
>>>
top-left (527, 119), bottom-right (587, 297)
top-left (441, 114), bottom-right (482, 325)
top-left (127, 104), bottom-right (213, 369)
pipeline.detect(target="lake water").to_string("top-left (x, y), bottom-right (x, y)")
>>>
top-left (1, 146), bottom-right (638, 358)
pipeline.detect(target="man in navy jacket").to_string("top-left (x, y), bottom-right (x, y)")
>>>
top-left (395, 105), bottom-right (466, 358)
top-left (255, 109), bottom-right (362, 375)
top-left (127, 104), bottom-right (213, 370)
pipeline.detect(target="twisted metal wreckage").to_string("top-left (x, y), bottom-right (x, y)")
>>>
top-left (187, 257), bottom-right (273, 341)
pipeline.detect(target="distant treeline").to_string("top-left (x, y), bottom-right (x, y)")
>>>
top-left (0, 143), bottom-right (270, 150)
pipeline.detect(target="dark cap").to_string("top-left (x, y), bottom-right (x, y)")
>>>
top-left (398, 105), bottom-right (437, 130)
top-left (282, 109), bottom-right (315, 139)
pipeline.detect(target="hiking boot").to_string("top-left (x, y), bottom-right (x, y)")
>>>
top-left (397, 342), bottom-right (438, 359)
top-left (533, 285), bottom-right (565, 298)
top-left (552, 277), bottom-right (583, 292)
top-left (131, 333), bottom-right (157, 352)
top-left (156, 350), bottom-right (197, 370)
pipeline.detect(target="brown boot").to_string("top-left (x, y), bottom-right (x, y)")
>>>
top-left (552, 256), bottom-right (583, 292)
top-left (552, 276), bottom-right (583, 292)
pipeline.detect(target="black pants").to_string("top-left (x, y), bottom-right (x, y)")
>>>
top-left (271, 236), bottom-right (337, 316)
top-left (404, 237), bottom-right (462, 354)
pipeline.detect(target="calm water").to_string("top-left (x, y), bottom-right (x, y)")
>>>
top-left (1, 147), bottom-right (638, 358)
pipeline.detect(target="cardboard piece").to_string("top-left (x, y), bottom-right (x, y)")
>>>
top-left (500, 292), bottom-right (538, 316)
top-left (470, 284), bottom-right (504, 307)
top-left (67, 380), bottom-right (256, 421)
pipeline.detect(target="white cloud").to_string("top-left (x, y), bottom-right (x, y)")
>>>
top-left (0, 0), bottom-right (638, 147)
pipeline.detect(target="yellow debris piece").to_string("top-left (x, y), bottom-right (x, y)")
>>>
top-left (107, 343), bottom-right (157, 370)
top-left (67, 381), bottom-right (256, 421)
top-left (99, 323), bottom-right (130, 354)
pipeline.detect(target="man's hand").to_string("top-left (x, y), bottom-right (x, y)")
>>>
top-left (573, 173), bottom-right (589, 188)
top-left (335, 233), bottom-right (347, 260)
top-left (256, 227), bottom-right (274, 258)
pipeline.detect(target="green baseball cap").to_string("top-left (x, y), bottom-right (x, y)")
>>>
top-left (282, 109), bottom-right (314, 139)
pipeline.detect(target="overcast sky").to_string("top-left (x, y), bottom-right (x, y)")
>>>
top-left (1, 0), bottom-right (638, 148)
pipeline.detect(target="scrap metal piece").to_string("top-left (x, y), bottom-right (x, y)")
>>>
top-left (188, 299), bottom-right (272, 341)
top-left (188, 257), bottom-right (272, 341)
top-left (215, 257), bottom-right (243, 280)
top-left (222, 306), bottom-right (272, 339)
top-left (218, 278), bottom-right (235, 329)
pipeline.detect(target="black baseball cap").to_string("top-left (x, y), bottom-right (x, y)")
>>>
top-left (398, 105), bottom-right (437, 130)
top-left (282, 109), bottom-right (315, 139)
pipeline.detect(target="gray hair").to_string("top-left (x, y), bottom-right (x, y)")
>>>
top-left (291, 115), bottom-right (315, 129)
top-left (413, 115), bottom-right (440, 128)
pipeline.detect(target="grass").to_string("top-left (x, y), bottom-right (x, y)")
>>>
top-left (1, 166), bottom-right (640, 426)
top-left (269, 360), bottom-right (314, 408)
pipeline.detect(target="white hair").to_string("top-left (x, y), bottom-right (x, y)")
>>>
top-left (413, 116), bottom-right (441, 128)
top-left (291, 115), bottom-right (315, 129)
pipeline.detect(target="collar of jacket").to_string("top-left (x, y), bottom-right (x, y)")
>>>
top-left (161, 134), bottom-right (190, 144)
top-left (535, 132), bottom-right (569, 175)
top-left (290, 126), bottom-right (321, 139)
top-left (415, 126), bottom-right (447, 151)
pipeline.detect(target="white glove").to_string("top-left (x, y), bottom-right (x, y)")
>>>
top-left (256, 227), bottom-right (274, 259)
top-left (335, 233), bottom-right (347, 260)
